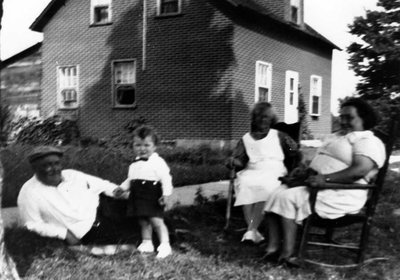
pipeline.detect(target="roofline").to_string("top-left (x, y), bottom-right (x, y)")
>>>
top-left (0, 42), bottom-right (42, 69)
top-left (225, 0), bottom-right (341, 51)
top-left (30, 0), bottom-right (341, 51)
top-left (30, 0), bottom-right (66, 32)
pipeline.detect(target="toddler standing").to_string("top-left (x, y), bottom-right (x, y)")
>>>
top-left (115, 125), bottom-right (173, 258)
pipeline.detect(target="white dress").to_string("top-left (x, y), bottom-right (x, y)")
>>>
top-left (266, 130), bottom-right (386, 224)
top-left (234, 129), bottom-right (287, 206)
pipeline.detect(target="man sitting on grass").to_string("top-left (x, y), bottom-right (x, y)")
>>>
top-left (17, 146), bottom-right (134, 255)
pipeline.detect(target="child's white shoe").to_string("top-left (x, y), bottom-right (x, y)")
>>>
top-left (137, 241), bottom-right (154, 253)
top-left (156, 243), bottom-right (172, 259)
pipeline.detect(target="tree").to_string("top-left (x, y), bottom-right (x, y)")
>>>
top-left (347, 0), bottom-right (400, 122)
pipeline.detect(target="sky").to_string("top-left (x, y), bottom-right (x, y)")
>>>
top-left (0, 0), bottom-right (379, 113)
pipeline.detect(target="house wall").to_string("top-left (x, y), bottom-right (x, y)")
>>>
top-left (41, 0), bottom-right (236, 141)
top-left (40, 0), bottom-right (332, 142)
top-left (0, 52), bottom-right (41, 119)
top-left (229, 13), bottom-right (332, 139)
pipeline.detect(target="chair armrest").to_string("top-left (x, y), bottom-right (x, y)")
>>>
top-left (308, 183), bottom-right (377, 190)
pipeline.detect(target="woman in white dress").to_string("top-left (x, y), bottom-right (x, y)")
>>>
top-left (230, 102), bottom-right (299, 243)
top-left (263, 98), bottom-right (386, 267)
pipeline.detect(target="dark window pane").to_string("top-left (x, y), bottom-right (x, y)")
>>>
top-left (94, 6), bottom-right (109, 23)
top-left (291, 6), bottom-right (298, 23)
top-left (312, 96), bottom-right (319, 114)
top-left (258, 87), bottom-right (269, 102)
top-left (116, 86), bottom-right (135, 105)
top-left (161, 0), bottom-right (179, 14)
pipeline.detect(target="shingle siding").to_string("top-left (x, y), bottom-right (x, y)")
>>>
top-left (40, 0), bottom-right (332, 142)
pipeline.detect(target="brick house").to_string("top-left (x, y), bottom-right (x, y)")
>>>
top-left (0, 43), bottom-right (42, 119)
top-left (30, 0), bottom-right (339, 142)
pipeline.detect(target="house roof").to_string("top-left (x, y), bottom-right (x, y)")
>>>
top-left (224, 0), bottom-right (341, 50)
top-left (0, 42), bottom-right (42, 70)
top-left (30, 0), bottom-right (340, 50)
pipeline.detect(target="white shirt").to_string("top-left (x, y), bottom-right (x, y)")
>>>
top-left (17, 169), bottom-right (118, 240)
top-left (120, 153), bottom-right (173, 196)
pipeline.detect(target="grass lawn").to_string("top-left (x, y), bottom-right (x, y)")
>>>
top-left (5, 163), bottom-right (400, 280)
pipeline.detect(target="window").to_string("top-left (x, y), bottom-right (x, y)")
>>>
top-left (112, 60), bottom-right (136, 108)
top-left (309, 75), bottom-right (322, 116)
top-left (290, 0), bottom-right (301, 25)
top-left (91, 0), bottom-right (112, 25)
top-left (255, 61), bottom-right (272, 102)
top-left (57, 65), bottom-right (79, 109)
top-left (157, 0), bottom-right (181, 16)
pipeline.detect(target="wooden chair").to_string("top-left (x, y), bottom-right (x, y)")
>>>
top-left (297, 119), bottom-right (399, 267)
top-left (224, 122), bottom-right (302, 230)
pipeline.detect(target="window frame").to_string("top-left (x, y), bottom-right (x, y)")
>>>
top-left (290, 0), bottom-right (301, 25)
top-left (57, 65), bottom-right (79, 110)
top-left (111, 59), bottom-right (137, 109)
top-left (90, 0), bottom-right (112, 26)
top-left (157, 0), bottom-right (182, 17)
top-left (255, 60), bottom-right (272, 103)
top-left (309, 75), bottom-right (322, 116)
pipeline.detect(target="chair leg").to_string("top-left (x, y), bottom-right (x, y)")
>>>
top-left (325, 226), bottom-right (334, 243)
top-left (357, 219), bottom-right (371, 263)
top-left (298, 216), bottom-right (313, 262)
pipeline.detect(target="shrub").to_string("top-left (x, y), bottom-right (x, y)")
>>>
top-left (11, 115), bottom-right (79, 145)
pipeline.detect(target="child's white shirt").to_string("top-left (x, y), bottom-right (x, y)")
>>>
top-left (120, 152), bottom-right (173, 196)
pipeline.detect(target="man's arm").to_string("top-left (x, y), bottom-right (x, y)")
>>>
top-left (83, 172), bottom-right (119, 197)
top-left (18, 190), bottom-right (67, 240)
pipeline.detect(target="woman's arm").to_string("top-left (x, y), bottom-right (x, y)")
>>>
top-left (227, 138), bottom-right (248, 171)
top-left (307, 154), bottom-right (376, 186)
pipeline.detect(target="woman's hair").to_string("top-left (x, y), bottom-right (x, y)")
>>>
top-left (132, 125), bottom-right (160, 145)
top-left (341, 98), bottom-right (379, 130)
top-left (250, 102), bottom-right (278, 132)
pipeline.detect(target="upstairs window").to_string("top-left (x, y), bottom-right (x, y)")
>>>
top-left (157, 0), bottom-right (181, 16)
top-left (290, 0), bottom-right (301, 25)
top-left (57, 65), bottom-right (79, 109)
top-left (309, 75), bottom-right (322, 116)
top-left (91, 0), bottom-right (112, 25)
top-left (112, 60), bottom-right (136, 108)
top-left (255, 61), bottom-right (272, 102)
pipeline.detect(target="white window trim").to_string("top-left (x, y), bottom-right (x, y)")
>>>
top-left (309, 75), bottom-right (322, 116)
top-left (90, 0), bottom-right (112, 25)
top-left (255, 61), bottom-right (272, 103)
top-left (56, 65), bottom-right (79, 109)
top-left (290, 0), bottom-right (302, 25)
top-left (157, 0), bottom-right (182, 16)
top-left (111, 59), bottom-right (137, 108)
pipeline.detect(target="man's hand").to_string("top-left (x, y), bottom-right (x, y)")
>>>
top-left (113, 187), bottom-right (125, 198)
top-left (158, 196), bottom-right (167, 208)
top-left (65, 230), bottom-right (81, 245)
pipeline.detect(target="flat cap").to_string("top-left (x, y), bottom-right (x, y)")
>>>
top-left (28, 146), bottom-right (63, 163)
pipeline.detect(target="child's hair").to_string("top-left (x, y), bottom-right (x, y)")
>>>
top-left (132, 125), bottom-right (160, 145)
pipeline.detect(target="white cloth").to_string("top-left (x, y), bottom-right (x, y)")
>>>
top-left (17, 169), bottom-right (118, 240)
top-left (266, 130), bottom-right (386, 224)
top-left (234, 129), bottom-right (287, 206)
top-left (120, 152), bottom-right (173, 196)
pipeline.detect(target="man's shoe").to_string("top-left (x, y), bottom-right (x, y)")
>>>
top-left (277, 256), bottom-right (302, 268)
top-left (241, 230), bottom-right (256, 243)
